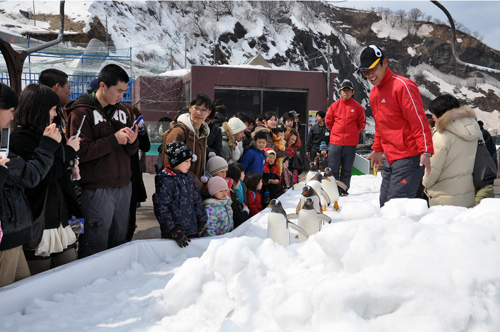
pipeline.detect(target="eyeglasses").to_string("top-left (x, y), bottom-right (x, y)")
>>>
top-left (361, 63), bottom-right (381, 77)
top-left (192, 105), bottom-right (210, 113)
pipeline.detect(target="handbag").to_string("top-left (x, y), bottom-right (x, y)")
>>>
top-left (24, 187), bottom-right (49, 250)
top-left (289, 153), bottom-right (310, 172)
top-left (473, 139), bottom-right (497, 189)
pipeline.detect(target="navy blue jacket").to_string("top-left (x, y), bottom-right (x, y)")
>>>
top-left (153, 166), bottom-right (207, 238)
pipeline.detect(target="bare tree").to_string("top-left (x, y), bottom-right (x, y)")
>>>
top-left (206, 1), bottom-right (224, 21)
top-left (382, 8), bottom-right (392, 22)
top-left (395, 9), bottom-right (406, 25)
top-left (388, 14), bottom-right (398, 28)
top-left (221, 1), bottom-right (234, 14)
top-left (260, 1), bottom-right (279, 25)
top-left (408, 8), bottom-right (423, 23)
top-left (404, 19), bottom-right (415, 35)
top-left (425, 15), bottom-right (432, 22)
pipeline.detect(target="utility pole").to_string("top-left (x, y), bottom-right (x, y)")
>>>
top-left (105, 16), bottom-right (109, 55)
top-left (326, 41), bottom-right (331, 106)
top-left (32, 0), bottom-right (36, 26)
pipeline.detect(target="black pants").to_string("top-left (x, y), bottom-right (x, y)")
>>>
top-left (379, 155), bottom-right (424, 207)
top-left (327, 144), bottom-right (357, 190)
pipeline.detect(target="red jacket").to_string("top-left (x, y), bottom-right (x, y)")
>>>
top-left (369, 68), bottom-right (433, 164)
top-left (325, 98), bottom-right (366, 146)
top-left (247, 190), bottom-right (262, 217)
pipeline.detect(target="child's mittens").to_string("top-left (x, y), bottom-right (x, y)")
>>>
top-left (242, 206), bottom-right (250, 214)
top-left (172, 230), bottom-right (190, 248)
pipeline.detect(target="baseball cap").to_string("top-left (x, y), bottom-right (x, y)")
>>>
top-left (340, 80), bottom-right (354, 90)
top-left (289, 110), bottom-right (299, 117)
top-left (359, 45), bottom-right (384, 69)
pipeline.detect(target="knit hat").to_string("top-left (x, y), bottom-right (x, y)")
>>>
top-left (264, 147), bottom-right (276, 156)
top-left (207, 155), bottom-right (228, 176)
top-left (165, 141), bottom-right (193, 168)
top-left (319, 141), bottom-right (328, 151)
top-left (207, 176), bottom-right (228, 196)
top-left (228, 117), bottom-right (246, 134)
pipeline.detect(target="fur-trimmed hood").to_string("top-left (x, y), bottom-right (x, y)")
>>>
top-left (221, 122), bottom-right (236, 149)
top-left (435, 106), bottom-right (481, 142)
top-left (252, 126), bottom-right (271, 138)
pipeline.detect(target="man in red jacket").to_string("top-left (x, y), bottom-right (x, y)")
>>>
top-left (325, 80), bottom-right (366, 195)
top-left (359, 45), bottom-right (433, 207)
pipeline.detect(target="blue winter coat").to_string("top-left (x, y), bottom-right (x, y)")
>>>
top-left (240, 145), bottom-right (266, 175)
top-left (153, 166), bottom-right (207, 238)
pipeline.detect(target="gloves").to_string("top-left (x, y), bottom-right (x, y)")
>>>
top-left (242, 206), bottom-right (250, 214)
top-left (171, 230), bottom-right (190, 248)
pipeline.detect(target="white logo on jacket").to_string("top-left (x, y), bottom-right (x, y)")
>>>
top-left (350, 109), bottom-right (354, 112)
top-left (381, 98), bottom-right (386, 103)
top-left (93, 109), bottom-right (128, 125)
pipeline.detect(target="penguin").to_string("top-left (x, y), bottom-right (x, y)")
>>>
top-left (267, 199), bottom-right (309, 246)
top-left (322, 167), bottom-right (340, 210)
top-left (305, 162), bottom-right (319, 183)
top-left (306, 172), bottom-right (331, 210)
top-left (288, 198), bottom-right (332, 242)
top-left (296, 185), bottom-right (323, 214)
top-left (323, 167), bottom-right (348, 193)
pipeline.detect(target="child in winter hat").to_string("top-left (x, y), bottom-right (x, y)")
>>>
top-left (153, 141), bottom-right (207, 248)
top-left (166, 140), bottom-right (196, 168)
top-left (203, 176), bottom-right (234, 236)
top-left (315, 141), bottom-right (329, 172)
top-left (207, 155), bottom-right (229, 178)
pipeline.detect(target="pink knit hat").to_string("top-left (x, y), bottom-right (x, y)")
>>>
top-left (207, 176), bottom-right (228, 196)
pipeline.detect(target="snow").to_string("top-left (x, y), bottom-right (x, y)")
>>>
top-left (417, 24), bottom-right (434, 37)
top-left (371, 20), bottom-right (408, 41)
top-left (3, 174), bottom-right (500, 331)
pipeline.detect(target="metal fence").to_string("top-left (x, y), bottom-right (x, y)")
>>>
top-left (0, 72), bottom-right (134, 104)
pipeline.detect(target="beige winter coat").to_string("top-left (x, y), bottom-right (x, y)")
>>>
top-left (423, 106), bottom-right (481, 207)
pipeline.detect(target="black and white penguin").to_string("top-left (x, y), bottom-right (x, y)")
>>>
top-left (267, 199), bottom-right (309, 246)
top-left (305, 161), bottom-right (319, 182)
top-left (306, 172), bottom-right (331, 210)
top-left (322, 167), bottom-right (340, 210)
top-left (288, 198), bottom-right (332, 242)
top-left (295, 185), bottom-right (322, 214)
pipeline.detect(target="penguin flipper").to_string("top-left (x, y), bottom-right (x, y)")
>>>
top-left (318, 214), bottom-right (332, 224)
top-left (293, 183), bottom-right (304, 190)
top-left (320, 189), bottom-right (331, 205)
top-left (336, 180), bottom-right (348, 191)
top-left (287, 213), bottom-right (298, 220)
top-left (288, 222), bottom-right (309, 239)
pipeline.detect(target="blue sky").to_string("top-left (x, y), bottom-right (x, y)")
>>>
top-left (331, 0), bottom-right (500, 51)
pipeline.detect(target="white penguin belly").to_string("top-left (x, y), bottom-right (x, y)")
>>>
top-left (267, 215), bottom-right (290, 246)
top-left (297, 209), bottom-right (320, 242)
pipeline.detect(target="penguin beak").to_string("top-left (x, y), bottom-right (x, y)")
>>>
top-left (268, 204), bottom-right (275, 208)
